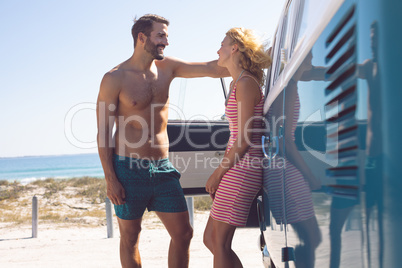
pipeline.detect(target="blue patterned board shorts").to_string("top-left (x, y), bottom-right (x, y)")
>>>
top-left (113, 154), bottom-right (188, 220)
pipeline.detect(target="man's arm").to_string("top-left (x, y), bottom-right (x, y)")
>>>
top-left (163, 56), bottom-right (230, 78)
top-left (96, 71), bottom-right (126, 205)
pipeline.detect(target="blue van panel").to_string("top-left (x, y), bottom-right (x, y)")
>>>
top-left (260, 0), bottom-right (402, 267)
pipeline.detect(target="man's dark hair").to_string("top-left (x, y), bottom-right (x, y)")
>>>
top-left (132, 14), bottom-right (169, 47)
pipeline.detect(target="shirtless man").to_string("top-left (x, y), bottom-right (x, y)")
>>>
top-left (96, 14), bottom-right (227, 268)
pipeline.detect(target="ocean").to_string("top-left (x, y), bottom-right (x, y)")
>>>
top-left (0, 153), bottom-right (104, 184)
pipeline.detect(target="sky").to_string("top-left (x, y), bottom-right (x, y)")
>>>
top-left (0, 0), bottom-right (285, 158)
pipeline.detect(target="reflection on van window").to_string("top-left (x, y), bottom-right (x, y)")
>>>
top-left (284, 0), bottom-right (297, 58)
top-left (292, 0), bottom-right (310, 53)
top-left (272, 0), bottom-right (302, 86)
top-left (272, 12), bottom-right (288, 85)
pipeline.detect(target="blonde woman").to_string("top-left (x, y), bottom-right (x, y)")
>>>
top-left (204, 28), bottom-right (271, 267)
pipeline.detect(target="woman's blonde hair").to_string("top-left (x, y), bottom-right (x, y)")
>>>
top-left (226, 27), bottom-right (272, 86)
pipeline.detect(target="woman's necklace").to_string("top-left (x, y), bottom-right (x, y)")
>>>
top-left (225, 69), bottom-right (245, 106)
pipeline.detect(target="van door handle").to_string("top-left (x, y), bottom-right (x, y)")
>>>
top-left (262, 135), bottom-right (279, 166)
top-left (263, 135), bottom-right (279, 158)
top-left (262, 135), bottom-right (270, 159)
top-left (272, 136), bottom-right (279, 159)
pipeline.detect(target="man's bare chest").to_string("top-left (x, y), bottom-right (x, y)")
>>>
top-left (119, 76), bottom-right (170, 110)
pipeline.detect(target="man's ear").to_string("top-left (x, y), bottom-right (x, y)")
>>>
top-left (138, 32), bottom-right (146, 44)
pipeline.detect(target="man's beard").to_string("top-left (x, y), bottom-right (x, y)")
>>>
top-left (145, 38), bottom-right (165, 60)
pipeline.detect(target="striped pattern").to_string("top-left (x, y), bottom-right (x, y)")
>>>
top-left (265, 94), bottom-right (315, 224)
top-left (210, 75), bottom-right (264, 227)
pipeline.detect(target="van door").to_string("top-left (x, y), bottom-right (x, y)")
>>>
top-left (280, 0), bottom-right (364, 267)
top-left (167, 77), bottom-right (230, 195)
top-left (167, 119), bottom-right (229, 195)
top-left (261, 1), bottom-right (296, 265)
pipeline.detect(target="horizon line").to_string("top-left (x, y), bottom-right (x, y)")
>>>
top-left (0, 152), bottom-right (99, 159)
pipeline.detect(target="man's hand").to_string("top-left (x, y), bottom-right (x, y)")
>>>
top-left (106, 179), bottom-right (126, 205)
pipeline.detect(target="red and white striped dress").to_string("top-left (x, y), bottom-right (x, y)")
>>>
top-left (210, 75), bottom-right (264, 227)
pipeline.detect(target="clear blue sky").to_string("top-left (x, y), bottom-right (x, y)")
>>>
top-left (0, 0), bottom-right (284, 157)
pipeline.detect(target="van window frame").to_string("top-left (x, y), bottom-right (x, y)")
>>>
top-left (268, 7), bottom-right (288, 90)
top-left (267, 0), bottom-right (308, 94)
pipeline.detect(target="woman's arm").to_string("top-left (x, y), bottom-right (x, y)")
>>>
top-left (205, 77), bottom-right (261, 195)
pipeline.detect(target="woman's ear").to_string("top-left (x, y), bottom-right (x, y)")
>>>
top-left (232, 43), bottom-right (238, 54)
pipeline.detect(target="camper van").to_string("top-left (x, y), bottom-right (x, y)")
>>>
top-left (167, 0), bottom-right (402, 267)
top-left (257, 0), bottom-right (402, 267)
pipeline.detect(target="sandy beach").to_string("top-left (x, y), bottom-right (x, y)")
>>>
top-left (0, 179), bottom-right (264, 267)
top-left (0, 212), bottom-right (264, 267)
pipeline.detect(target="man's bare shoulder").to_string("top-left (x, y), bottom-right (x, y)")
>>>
top-left (104, 63), bottom-right (125, 81)
top-left (101, 62), bottom-right (128, 89)
top-left (98, 64), bottom-right (127, 98)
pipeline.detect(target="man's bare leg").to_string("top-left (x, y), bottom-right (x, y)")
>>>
top-left (156, 211), bottom-right (193, 268)
top-left (203, 216), bottom-right (215, 253)
top-left (117, 217), bottom-right (143, 268)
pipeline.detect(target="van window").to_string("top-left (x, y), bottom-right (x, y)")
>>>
top-left (168, 77), bottom-right (227, 121)
top-left (270, 0), bottom-right (304, 87)
top-left (292, 0), bottom-right (336, 53)
top-left (291, 0), bottom-right (310, 54)
top-left (271, 9), bottom-right (289, 85)
top-left (284, 0), bottom-right (297, 58)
